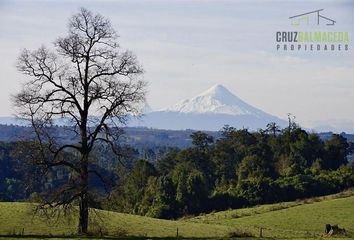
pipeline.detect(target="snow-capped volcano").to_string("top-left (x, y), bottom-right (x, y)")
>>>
top-left (129, 84), bottom-right (287, 131)
top-left (163, 84), bottom-right (268, 117)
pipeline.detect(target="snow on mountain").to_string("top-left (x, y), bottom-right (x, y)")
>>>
top-left (0, 85), bottom-right (287, 131)
top-left (163, 84), bottom-right (269, 117)
top-left (129, 84), bottom-right (287, 131)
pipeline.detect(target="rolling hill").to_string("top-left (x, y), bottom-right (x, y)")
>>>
top-left (189, 190), bottom-right (354, 239)
top-left (1, 190), bottom-right (354, 239)
top-left (0, 202), bottom-right (229, 238)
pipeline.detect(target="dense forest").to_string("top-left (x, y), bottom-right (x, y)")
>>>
top-left (103, 122), bottom-right (354, 219)
top-left (1, 122), bottom-right (354, 219)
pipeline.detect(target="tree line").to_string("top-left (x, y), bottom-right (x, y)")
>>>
top-left (1, 122), bottom-right (354, 220)
top-left (102, 122), bottom-right (354, 219)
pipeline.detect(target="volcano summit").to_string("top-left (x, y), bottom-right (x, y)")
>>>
top-left (130, 85), bottom-right (287, 131)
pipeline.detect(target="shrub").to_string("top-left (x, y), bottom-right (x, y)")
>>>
top-left (228, 230), bottom-right (254, 238)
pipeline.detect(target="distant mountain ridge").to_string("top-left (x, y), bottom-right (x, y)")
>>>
top-left (0, 85), bottom-right (287, 131)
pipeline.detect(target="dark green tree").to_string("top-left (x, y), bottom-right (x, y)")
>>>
top-left (125, 160), bottom-right (156, 213)
top-left (171, 162), bottom-right (208, 215)
top-left (139, 176), bottom-right (176, 218)
top-left (191, 131), bottom-right (214, 150)
top-left (323, 134), bottom-right (350, 170)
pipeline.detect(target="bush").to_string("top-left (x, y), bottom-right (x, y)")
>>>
top-left (228, 230), bottom-right (254, 238)
top-left (208, 193), bottom-right (245, 211)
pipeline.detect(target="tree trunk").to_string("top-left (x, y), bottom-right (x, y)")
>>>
top-left (78, 154), bottom-right (89, 234)
top-left (78, 192), bottom-right (89, 234)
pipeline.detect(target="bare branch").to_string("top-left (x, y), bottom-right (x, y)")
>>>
top-left (13, 8), bottom-right (146, 234)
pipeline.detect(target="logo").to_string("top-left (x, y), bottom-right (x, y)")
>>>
top-left (289, 9), bottom-right (335, 26)
top-left (274, 9), bottom-right (349, 52)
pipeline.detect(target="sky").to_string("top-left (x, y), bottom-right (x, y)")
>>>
top-left (0, 0), bottom-right (354, 132)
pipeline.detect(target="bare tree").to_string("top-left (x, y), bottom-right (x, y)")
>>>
top-left (13, 8), bottom-right (146, 234)
top-left (266, 122), bottom-right (280, 137)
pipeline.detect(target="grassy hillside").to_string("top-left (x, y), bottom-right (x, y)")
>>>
top-left (1, 191), bottom-right (354, 239)
top-left (0, 202), bottom-right (230, 238)
top-left (189, 190), bottom-right (354, 239)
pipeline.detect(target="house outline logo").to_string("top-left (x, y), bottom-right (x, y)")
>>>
top-left (289, 9), bottom-right (336, 26)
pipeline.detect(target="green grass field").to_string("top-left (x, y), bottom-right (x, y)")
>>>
top-left (0, 202), bottom-right (230, 238)
top-left (189, 190), bottom-right (354, 239)
top-left (0, 190), bottom-right (354, 239)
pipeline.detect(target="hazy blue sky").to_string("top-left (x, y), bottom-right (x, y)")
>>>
top-left (1, 0), bottom-right (354, 131)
